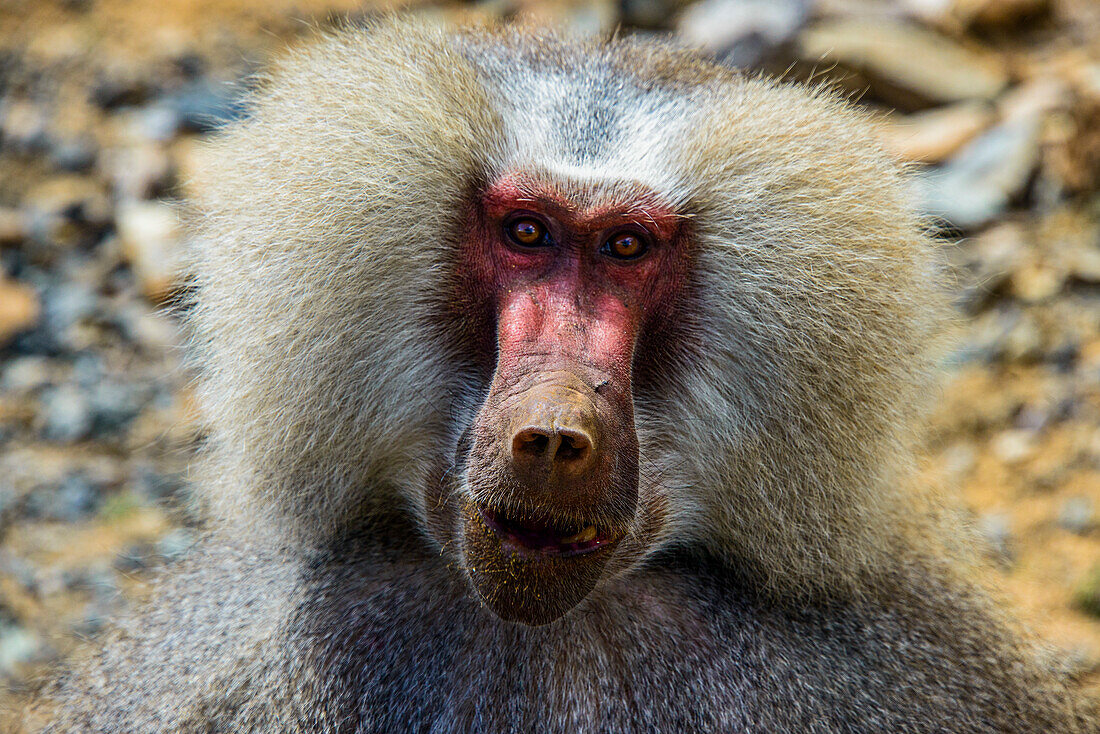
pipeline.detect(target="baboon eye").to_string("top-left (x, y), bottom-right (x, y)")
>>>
top-left (601, 230), bottom-right (649, 260)
top-left (506, 217), bottom-right (550, 248)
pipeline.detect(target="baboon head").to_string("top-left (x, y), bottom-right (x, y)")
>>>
top-left (187, 21), bottom-right (944, 625)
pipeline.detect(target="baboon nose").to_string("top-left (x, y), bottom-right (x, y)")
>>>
top-left (512, 426), bottom-right (593, 471)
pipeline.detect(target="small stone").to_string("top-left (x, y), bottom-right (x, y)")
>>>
top-left (991, 429), bottom-right (1035, 463)
top-left (877, 101), bottom-right (993, 163)
top-left (72, 352), bottom-right (104, 387)
top-left (36, 281), bottom-right (98, 354)
top-left (132, 465), bottom-right (184, 502)
top-left (116, 303), bottom-right (180, 350)
top-left (797, 18), bottom-right (1008, 109)
top-left (89, 381), bottom-right (148, 433)
top-left (0, 625), bottom-right (42, 676)
top-left (115, 201), bottom-right (184, 301)
top-left (102, 143), bottom-right (173, 200)
top-left (0, 276), bottom-right (41, 346)
top-left (1069, 243), bottom-right (1100, 284)
top-left (0, 99), bottom-right (49, 153)
top-left (23, 175), bottom-right (112, 248)
top-left (1058, 496), bottom-right (1095, 535)
top-left (49, 136), bottom-right (98, 173)
top-left (0, 356), bottom-right (51, 391)
top-left (1009, 260), bottom-right (1064, 302)
top-left (0, 207), bottom-right (27, 245)
top-left (138, 105), bottom-right (184, 143)
top-left (38, 384), bottom-right (93, 443)
top-left (998, 77), bottom-right (1068, 123)
top-left (677, 0), bottom-right (810, 69)
top-left (918, 113), bottom-right (1041, 230)
top-left (90, 73), bottom-right (151, 110)
top-left (164, 81), bottom-right (246, 134)
top-left (953, 0), bottom-right (1051, 29)
top-left (25, 473), bottom-right (103, 521)
top-left (951, 221), bottom-right (1026, 310)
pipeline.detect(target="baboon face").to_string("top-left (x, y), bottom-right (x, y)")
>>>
top-left (438, 173), bottom-right (689, 625)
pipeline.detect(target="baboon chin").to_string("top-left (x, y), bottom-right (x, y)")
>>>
top-left (29, 18), bottom-right (1098, 734)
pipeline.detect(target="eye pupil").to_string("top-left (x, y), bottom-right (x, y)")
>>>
top-left (508, 218), bottom-right (545, 247)
top-left (607, 232), bottom-right (646, 259)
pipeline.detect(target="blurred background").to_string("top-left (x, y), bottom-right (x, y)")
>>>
top-left (0, 0), bottom-right (1099, 718)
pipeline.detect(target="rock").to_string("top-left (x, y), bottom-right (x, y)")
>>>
top-left (1049, 82), bottom-right (1100, 195)
top-left (998, 76), bottom-right (1068, 123)
top-left (991, 428), bottom-right (1036, 463)
top-left (797, 18), bottom-right (1008, 109)
top-left (23, 175), bottom-right (112, 248)
top-left (132, 465), bottom-right (184, 502)
top-left (90, 72), bottom-right (152, 110)
top-left (877, 101), bottom-right (993, 163)
top-left (1058, 496), bottom-right (1095, 535)
top-left (953, 0), bottom-right (1050, 28)
top-left (115, 303), bottom-right (180, 350)
top-left (902, 0), bottom-right (1050, 30)
top-left (26, 472), bottom-right (103, 521)
top-left (88, 381), bottom-right (148, 433)
top-left (35, 281), bottom-right (98, 354)
top-left (0, 207), bottom-right (27, 245)
top-left (0, 356), bottom-right (51, 392)
top-left (0, 99), bottom-right (49, 154)
top-left (48, 136), bottom-right (98, 173)
top-left (676, 0), bottom-right (810, 69)
top-left (102, 143), bottom-right (173, 200)
top-left (1000, 310), bottom-right (1044, 362)
top-left (918, 113), bottom-right (1041, 230)
top-left (115, 201), bottom-right (184, 301)
top-left (138, 105), bottom-right (184, 143)
top-left (71, 352), bottom-right (104, 387)
top-left (1009, 259), bottom-right (1063, 302)
top-left (622, 0), bottom-right (688, 27)
top-left (952, 221), bottom-right (1027, 310)
top-left (0, 625), bottom-right (42, 676)
top-left (38, 384), bottom-right (93, 443)
top-left (1070, 246), bottom-right (1100, 284)
top-left (163, 81), bottom-right (246, 134)
top-left (0, 277), bottom-right (41, 346)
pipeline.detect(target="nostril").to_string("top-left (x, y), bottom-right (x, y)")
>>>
top-left (555, 432), bottom-right (590, 464)
top-left (511, 427), bottom-right (593, 469)
top-left (513, 429), bottom-right (551, 458)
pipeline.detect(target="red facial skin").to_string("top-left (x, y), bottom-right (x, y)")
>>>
top-left (466, 174), bottom-right (688, 391)
top-left (449, 173), bottom-right (688, 624)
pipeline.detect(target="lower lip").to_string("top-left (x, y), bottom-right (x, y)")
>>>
top-left (478, 507), bottom-right (612, 558)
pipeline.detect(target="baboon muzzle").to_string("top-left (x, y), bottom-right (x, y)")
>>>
top-left (462, 364), bottom-right (640, 624)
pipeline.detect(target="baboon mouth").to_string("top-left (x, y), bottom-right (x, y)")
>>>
top-left (462, 502), bottom-right (624, 624)
top-left (478, 506), bottom-right (617, 558)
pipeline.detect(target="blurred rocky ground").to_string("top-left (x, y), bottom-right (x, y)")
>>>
top-left (0, 0), bottom-right (1099, 720)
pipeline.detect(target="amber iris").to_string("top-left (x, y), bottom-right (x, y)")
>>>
top-left (604, 231), bottom-right (647, 259)
top-left (507, 218), bottom-right (547, 247)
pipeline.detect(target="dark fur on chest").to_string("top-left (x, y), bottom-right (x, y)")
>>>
top-left (292, 533), bottom-right (1077, 734)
